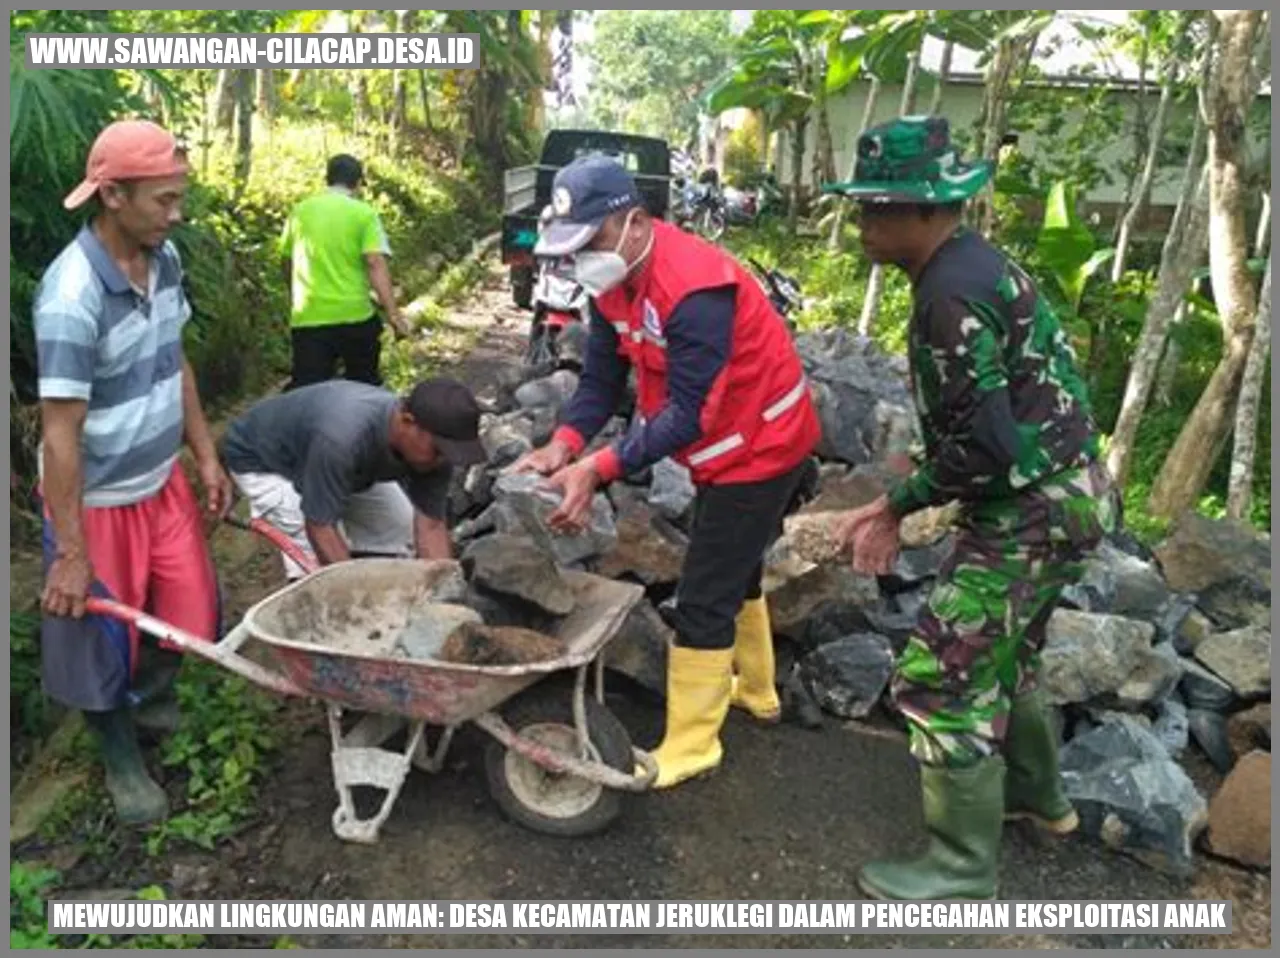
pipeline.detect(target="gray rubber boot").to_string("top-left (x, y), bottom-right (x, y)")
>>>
top-left (83, 708), bottom-right (169, 825)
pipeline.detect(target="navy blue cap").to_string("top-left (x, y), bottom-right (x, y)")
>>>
top-left (534, 154), bottom-right (643, 257)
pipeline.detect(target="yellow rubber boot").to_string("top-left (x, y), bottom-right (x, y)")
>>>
top-left (650, 645), bottom-right (735, 789)
top-left (729, 597), bottom-right (782, 723)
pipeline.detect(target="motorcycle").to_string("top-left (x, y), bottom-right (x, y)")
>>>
top-left (673, 170), bottom-right (727, 242)
top-left (724, 176), bottom-right (786, 226)
top-left (747, 256), bottom-right (805, 330)
top-left (526, 257), bottom-right (590, 370)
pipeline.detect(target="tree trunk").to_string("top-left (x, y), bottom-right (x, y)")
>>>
top-left (788, 114), bottom-right (808, 235)
top-left (812, 87), bottom-right (836, 190)
top-left (418, 70), bottom-right (433, 133)
top-left (255, 70), bottom-right (277, 127)
top-left (1111, 13), bottom-right (1192, 282)
top-left (1107, 163), bottom-right (1210, 484)
top-left (859, 43), bottom-right (925, 336)
top-left (973, 33), bottom-right (1034, 237)
top-left (1254, 190), bottom-right (1271, 257)
top-left (233, 69), bottom-right (254, 189)
top-left (1112, 22), bottom-right (1153, 244)
top-left (214, 68), bottom-right (237, 133)
top-left (391, 11), bottom-right (411, 146)
top-left (827, 76), bottom-right (881, 251)
top-left (929, 39), bottom-right (954, 115)
top-left (1148, 10), bottom-right (1265, 520)
top-left (1226, 254), bottom-right (1271, 519)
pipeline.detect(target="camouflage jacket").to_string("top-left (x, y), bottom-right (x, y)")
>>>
top-left (886, 227), bottom-right (1101, 519)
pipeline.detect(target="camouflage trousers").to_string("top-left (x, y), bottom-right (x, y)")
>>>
top-left (891, 460), bottom-right (1116, 768)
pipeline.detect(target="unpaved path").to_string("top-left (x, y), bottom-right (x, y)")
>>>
top-left (16, 259), bottom-right (1271, 949)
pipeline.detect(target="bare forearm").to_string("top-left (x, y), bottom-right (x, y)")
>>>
top-left (415, 514), bottom-right (452, 560)
top-left (181, 360), bottom-right (217, 462)
top-left (366, 256), bottom-right (398, 317)
top-left (41, 428), bottom-right (86, 557)
top-left (305, 521), bottom-right (351, 566)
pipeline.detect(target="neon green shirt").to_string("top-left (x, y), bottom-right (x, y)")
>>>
top-left (278, 187), bottom-right (391, 328)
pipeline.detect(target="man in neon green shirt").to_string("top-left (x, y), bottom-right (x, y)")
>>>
top-left (279, 154), bottom-right (409, 389)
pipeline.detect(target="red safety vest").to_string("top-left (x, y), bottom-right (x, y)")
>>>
top-left (593, 221), bottom-right (821, 486)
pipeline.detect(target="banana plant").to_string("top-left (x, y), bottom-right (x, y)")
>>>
top-left (1036, 180), bottom-right (1115, 313)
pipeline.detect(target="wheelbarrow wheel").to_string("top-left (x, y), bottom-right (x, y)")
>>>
top-left (485, 683), bottom-right (634, 838)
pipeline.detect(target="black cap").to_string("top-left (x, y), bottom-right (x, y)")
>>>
top-left (406, 377), bottom-right (487, 467)
top-left (534, 154), bottom-right (643, 257)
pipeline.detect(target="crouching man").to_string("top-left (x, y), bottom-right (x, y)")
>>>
top-left (219, 378), bottom-right (487, 577)
top-left (827, 116), bottom-right (1115, 900)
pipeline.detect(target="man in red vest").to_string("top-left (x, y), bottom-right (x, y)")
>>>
top-left (512, 155), bottom-right (821, 789)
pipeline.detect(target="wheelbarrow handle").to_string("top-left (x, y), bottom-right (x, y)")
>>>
top-left (83, 597), bottom-right (304, 698)
top-left (222, 512), bottom-right (319, 575)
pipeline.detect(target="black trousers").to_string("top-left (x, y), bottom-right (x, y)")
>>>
top-left (668, 459), bottom-right (812, 650)
top-left (288, 315), bottom-right (382, 390)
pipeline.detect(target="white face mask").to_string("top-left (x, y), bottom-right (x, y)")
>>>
top-left (573, 209), bottom-right (652, 296)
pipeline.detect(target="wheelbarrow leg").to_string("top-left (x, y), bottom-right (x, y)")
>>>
top-left (327, 704), bottom-right (427, 844)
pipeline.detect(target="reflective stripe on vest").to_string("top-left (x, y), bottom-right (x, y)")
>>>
top-left (685, 375), bottom-right (809, 467)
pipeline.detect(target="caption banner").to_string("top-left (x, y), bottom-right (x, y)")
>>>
top-left (49, 899), bottom-right (1232, 936)
top-left (25, 33), bottom-right (480, 70)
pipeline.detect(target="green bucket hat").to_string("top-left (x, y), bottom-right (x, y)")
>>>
top-left (823, 115), bottom-right (993, 204)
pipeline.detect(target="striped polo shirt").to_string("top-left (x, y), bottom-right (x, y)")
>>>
top-left (35, 225), bottom-right (189, 508)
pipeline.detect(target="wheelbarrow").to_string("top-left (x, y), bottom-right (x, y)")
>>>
top-left (85, 555), bottom-right (658, 845)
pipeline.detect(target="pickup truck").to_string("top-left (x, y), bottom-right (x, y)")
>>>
top-left (501, 128), bottom-right (672, 309)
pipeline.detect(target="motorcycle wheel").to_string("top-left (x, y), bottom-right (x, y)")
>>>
top-left (697, 207), bottom-right (726, 242)
top-left (526, 316), bottom-right (559, 369)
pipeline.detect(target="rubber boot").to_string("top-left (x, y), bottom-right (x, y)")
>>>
top-left (1003, 689), bottom-right (1078, 834)
top-left (729, 597), bottom-right (782, 723)
top-left (857, 757), bottom-right (1005, 901)
top-left (649, 645), bottom-right (735, 789)
top-left (83, 708), bottom-right (169, 826)
top-left (132, 645), bottom-right (183, 736)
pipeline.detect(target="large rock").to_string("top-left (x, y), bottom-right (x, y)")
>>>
top-left (1039, 609), bottom-right (1157, 707)
top-left (900, 503), bottom-right (960, 549)
top-left (647, 458), bottom-right (696, 523)
top-left (1114, 643), bottom-right (1182, 709)
top-left (801, 600), bottom-right (876, 653)
top-left (603, 601), bottom-right (672, 696)
top-left (486, 473), bottom-right (617, 567)
top-left (1172, 607), bottom-right (1213, 655)
top-left (394, 603), bottom-right (483, 660)
top-left (1178, 659), bottom-right (1236, 712)
top-left (1059, 716), bottom-right (1209, 876)
top-left (1153, 513), bottom-right (1270, 593)
top-left (1196, 577), bottom-right (1272, 631)
top-left (480, 412), bottom-right (536, 468)
top-left (1099, 543), bottom-right (1171, 619)
top-left (881, 536), bottom-right (954, 593)
top-left (1188, 708), bottom-right (1235, 773)
top-left (764, 561), bottom-right (880, 640)
top-left (513, 369), bottom-right (579, 411)
top-left (799, 633), bottom-right (896, 719)
top-left (1227, 702), bottom-right (1272, 760)
top-left (1151, 695), bottom-right (1189, 758)
top-left (1194, 626), bottom-right (1270, 699)
top-left (1206, 750), bottom-right (1271, 869)
top-left (461, 534), bottom-right (576, 616)
top-left (594, 509), bottom-right (686, 587)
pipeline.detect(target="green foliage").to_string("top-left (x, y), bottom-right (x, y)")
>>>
top-left (722, 115), bottom-right (766, 188)
top-left (583, 10), bottom-right (733, 144)
top-left (10, 863), bottom-right (205, 949)
top-left (1036, 181), bottom-right (1116, 314)
top-left (10, 612), bottom-right (48, 753)
top-left (143, 661), bottom-right (283, 855)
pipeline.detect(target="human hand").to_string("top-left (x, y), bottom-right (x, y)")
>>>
top-left (42, 552), bottom-right (94, 618)
top-left (544, 459), bottom-right (602, 534)
top-left (197, 455), bottom-right (234, 518)
top-left (508, 438), bottom-right (574, 477)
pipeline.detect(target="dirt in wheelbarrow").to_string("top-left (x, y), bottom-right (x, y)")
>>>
top-left (16, 264), bottom-right (1271, 950)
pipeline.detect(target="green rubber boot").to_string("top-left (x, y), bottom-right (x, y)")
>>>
top-left (83, 708), bottom-right (169, 826)
top-left (857, 757), bottom-right (1004, 901)
top-left (132, 645), bottom-right (183, 736)
top-left (1003, 690), bottom-right (1078, 834)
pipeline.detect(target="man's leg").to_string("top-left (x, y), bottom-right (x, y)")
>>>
top-left (41, 496), bottom-right (168, 825)
top-left (857, 531), bottom-right (1086, 901)
top-left (653, 463), bottom-right (804, 788)
top-left (338, 315), bottom-right (383, 386)
top-left (339, 482), bottom-right (415, 558)
top-left (289, 324), bottom-right (340, 390)
top-left (230, 471), bottom-right (317, 580)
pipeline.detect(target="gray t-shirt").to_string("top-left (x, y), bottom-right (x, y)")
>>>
top-left (220, 380), bottom-right (453, 525)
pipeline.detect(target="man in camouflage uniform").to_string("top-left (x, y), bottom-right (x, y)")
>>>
top-left (826, 116), bottom-right (1115, 901)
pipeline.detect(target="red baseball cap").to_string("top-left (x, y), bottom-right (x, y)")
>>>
top-left (63, 119), bottom-right (190, 210)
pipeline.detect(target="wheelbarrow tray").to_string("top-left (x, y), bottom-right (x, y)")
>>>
top-left (239, 558), bottom-right (644, 726)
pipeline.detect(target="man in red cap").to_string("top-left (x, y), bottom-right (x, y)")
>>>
top-left (512, 155), bottom-right (821, 789)
top-left (35, 119), bottom-right (231, 825)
